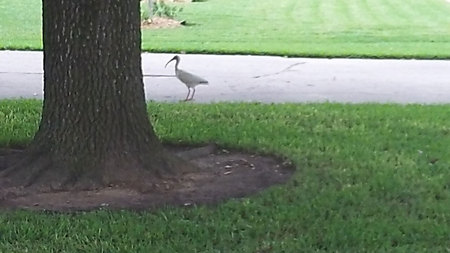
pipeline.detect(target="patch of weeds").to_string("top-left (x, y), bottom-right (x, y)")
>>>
top-left (153, 1), bottom-right (183, 18)
top-left (141, 0), bottom-right (183, 21)
top-left (140, 1), bottom-right (152, 21)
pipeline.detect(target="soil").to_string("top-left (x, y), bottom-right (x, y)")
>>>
top-left (141, 17), bottom-right (183, 29)
top-left (0, 144), bottom-right (294, 212)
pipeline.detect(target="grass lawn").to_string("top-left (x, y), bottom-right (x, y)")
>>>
top-left (1, 0), bottom-right (450, 58)
top-left (1, 100), bottom-right (449, 252)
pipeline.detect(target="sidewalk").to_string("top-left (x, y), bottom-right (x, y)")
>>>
top-left (1, 50), bottom-right (449, 103)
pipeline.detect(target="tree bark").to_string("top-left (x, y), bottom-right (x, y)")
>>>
top-left (1, 0), bottom-right (193, 191)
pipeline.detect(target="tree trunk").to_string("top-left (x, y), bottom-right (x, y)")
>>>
top-left (1, 0), bottom-right (193, 191)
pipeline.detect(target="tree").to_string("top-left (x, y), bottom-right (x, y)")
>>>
top-left (1, 0), bottom-right (193, 191)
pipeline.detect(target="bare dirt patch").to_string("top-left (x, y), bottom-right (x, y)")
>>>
top-left (141, 17), bottom-right (183, 29)
top-left (0, 144), bottom-right (294, 211)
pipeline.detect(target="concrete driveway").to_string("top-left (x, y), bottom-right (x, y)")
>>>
top-left (1, 50), bottom-right (449, 103)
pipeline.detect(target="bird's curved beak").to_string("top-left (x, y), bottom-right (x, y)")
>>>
top-left (165, 57), bottom-right (176, 68)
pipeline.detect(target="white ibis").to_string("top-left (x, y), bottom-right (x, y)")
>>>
top-left (165, 55), bottom-right (209, 101)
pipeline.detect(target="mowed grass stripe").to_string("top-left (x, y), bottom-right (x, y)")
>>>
top-left (358, 0), bottom-right (383, 26)
top-left (412, 0), bottom-right (450, 26)
top-left (352, 0), bottom-right (406, 37)
top-left (382, 0), bottom-right (414, 23)
top-left (281, 0), bottom-right (299, 24)
top-left (320, 0), bottom-right (350, 32)
top-left (393, 0), bottom-right (449, 31)
top-left (345, 0), bottom-right (375, 28)
top-left (336, 1), bottom-right (359, 27)
top-left (376, 0), bottom-right (447, 35)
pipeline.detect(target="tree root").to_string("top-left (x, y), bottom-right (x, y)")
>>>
top-left (0, 146), bottom-right (203, 194)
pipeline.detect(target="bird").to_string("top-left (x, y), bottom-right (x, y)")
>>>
top-left (165, 55), bottom-right (209, 101)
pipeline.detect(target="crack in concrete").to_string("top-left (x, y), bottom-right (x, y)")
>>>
top-left (253, 62), bottom-right (305, 79)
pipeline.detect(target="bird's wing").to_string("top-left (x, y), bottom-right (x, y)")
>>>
top-left (177, 69), bottom-right (208, 85)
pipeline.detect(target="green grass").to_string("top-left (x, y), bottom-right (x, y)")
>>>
top-left (2, 0), bottom-right (450, 58)
top-left (1, 100), bottom-right (449, 252)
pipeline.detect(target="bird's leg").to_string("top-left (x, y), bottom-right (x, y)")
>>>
top-left (184, 88), bottom-right (191, 101)
top-left (190, 88), bottom-right (196, 101)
